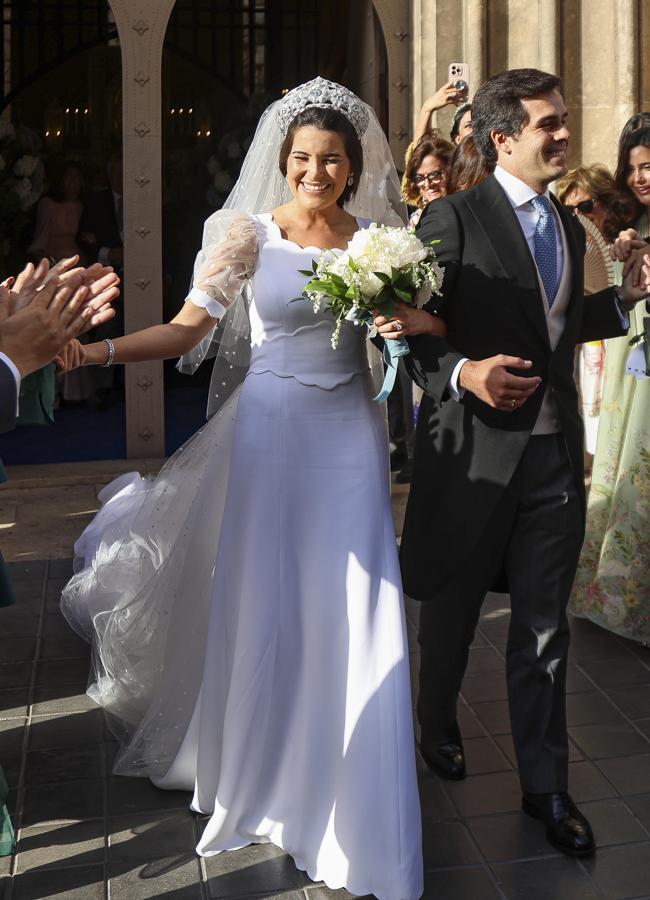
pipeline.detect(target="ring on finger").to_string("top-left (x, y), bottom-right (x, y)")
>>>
top-left (392, 320), bottom-right (402, 332)
top-left (511, 399), bottom-right (517, 409)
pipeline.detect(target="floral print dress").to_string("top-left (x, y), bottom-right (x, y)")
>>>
top-left (570, 213), bottom-right (650, 643)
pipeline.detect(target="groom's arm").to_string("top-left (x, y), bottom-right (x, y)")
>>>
top-left (404, 199), bottom-right (464, 403)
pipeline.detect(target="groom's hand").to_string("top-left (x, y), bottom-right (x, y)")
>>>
top-left (620, 252), bottom-right (650, 305)
top-left (459, 355), bottom-right (541, 411)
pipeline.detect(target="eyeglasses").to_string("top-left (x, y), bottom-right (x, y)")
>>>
top-left (564, 198), bottom-right (597, 215)
top-left (413, 170), bottom-right (446, 186)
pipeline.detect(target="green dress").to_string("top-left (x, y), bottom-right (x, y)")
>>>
top-left (570, 213), bottom-right (650, 644)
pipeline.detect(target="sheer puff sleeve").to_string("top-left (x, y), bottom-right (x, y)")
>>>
top-left (187, 210), bottom-right (259, 320)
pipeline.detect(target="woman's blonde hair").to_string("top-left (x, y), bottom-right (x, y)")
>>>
top-left (555, 164), bottom-right (633, 240)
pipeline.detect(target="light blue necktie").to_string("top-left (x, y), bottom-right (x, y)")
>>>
top-left (530, 194), bottom-right (558, 307)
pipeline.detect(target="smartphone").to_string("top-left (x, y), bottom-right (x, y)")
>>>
top-left (448, 62), bottom-right (470, 96)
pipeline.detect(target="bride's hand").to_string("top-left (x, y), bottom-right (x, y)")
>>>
top-left (373, 301), bottom-right (447, 339)
top-left (54, 339), bottom-right (85, 372)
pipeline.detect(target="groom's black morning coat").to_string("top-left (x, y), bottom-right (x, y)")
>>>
top-left (400, 173), bottom-right (627, 599)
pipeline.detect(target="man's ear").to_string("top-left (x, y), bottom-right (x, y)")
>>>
top-left (491, 129), bottom-right (513, 156)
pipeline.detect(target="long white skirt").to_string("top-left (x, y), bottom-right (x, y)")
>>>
top-left (62, 370), bottom-right (423, 900)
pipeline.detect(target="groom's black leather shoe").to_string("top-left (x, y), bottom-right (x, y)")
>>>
top-left (420, 742), bottom-right (466, 781)
top-left (522, 792), bottom-right (595, 857)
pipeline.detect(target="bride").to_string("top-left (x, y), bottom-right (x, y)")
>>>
top-left (60, 79), bottom-right (443, 900)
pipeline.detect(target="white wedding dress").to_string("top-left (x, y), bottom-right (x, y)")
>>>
top-left (62, 213), bottom-right (423, 900)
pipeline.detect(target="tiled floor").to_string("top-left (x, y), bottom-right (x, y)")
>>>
top-left (1, 559), bottom-right (650, 900)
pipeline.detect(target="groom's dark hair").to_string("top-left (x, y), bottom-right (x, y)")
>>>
top-left (472, 69), bottom-right (561, 165)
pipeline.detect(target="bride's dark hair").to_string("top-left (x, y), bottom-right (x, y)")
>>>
top-left (278, 107), bottom-right (364, 207)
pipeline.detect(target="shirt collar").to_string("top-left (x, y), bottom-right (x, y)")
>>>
top-left (494, 165), bottom-right (550, 210)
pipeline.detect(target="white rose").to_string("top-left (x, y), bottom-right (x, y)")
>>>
top-left (14, 154), bottom-right (39, 178)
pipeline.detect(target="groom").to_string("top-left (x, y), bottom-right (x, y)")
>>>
top-left (388, 69), bottom-right (650, 857)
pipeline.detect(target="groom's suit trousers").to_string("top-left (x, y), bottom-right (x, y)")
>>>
top-left (417, 432), bottom-right (584, 794)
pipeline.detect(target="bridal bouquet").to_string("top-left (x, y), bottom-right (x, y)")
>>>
top-left (301, 223), bottom-right (443, 348)
top-left (299, 224), bottom-right (443, 400)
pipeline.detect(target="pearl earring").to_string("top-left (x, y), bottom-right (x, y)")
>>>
top-left (347, 174), bottom-right (354, 187)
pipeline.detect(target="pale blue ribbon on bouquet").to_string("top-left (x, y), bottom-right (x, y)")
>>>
top-left (346, 306), bottom-right (410, 403)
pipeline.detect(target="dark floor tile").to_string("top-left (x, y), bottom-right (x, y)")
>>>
top-left (597, 754), bottom-right (650, 796)
top-left (28, 710), bottom-right (103, 749)
top-left (422, 866), bottom-right (502, 900)
top-left (24, 744), bottom-right (103, 786)
top-left (0, 612), bottom-right (40, 639)
top-left (569, 626), bottom-right (634, 663)
top-left (39, 633), bottom-right (90, 661)
top-left (463, 736), bottom-right (512, 775)
top-left (108, 776), bottom-right (191, 815)
top-left (443, 770), bottom-right (522, 817)
top-left (566, 664), bottom-right (593, 693)
top-left (0, 638), bottom-right (36, 663)
top-left (625, 793), bottom-right (650, 832)
top-left (16, 819), bottom-right (105, 871)
top-left (461, 673), bottom-right (508, 704)
top-left (0, 717), bottom-right (25, 755)
top-left (466, 647), bottom-right (504, 675)
top-left (7, 561), bottom-right (46, 583)
top-left (476, 621), bottom-right (511, 646)
top-left (567, 760), bottom-right (618, 802)
top-left (584, 841), bottom-right (650, 899)
top-left (580, 657), bottom-right (650, 689)
top-left (580, 797), bottom-right (650, 847)
top-left (35, 658), bottom-right (89, 687)
top-left (10, 864), bottom-right (104, 899)
top-left (1, 752), bottom-right (21, 787)
top-left (108, 810), bottom-right (196, 861)
top-left (31, 686), bottom-right (96, 716)
top-left (418, 774), bottom-right (458, 821)
top-left (422, 819), bottom-right (482, 869)
top-left (457, 703), bottom-right (488, 739)
top-left (307, 889), bottom-right (372, 900)
top-left (473, 700), bottom-right (511, 735)
top-left (491, 856), bottom-right (600, 899)
top-left (47, 559), bottom-right (74, 579)
top-left (569, 722), bottom-right (650, 759)
top-left (0, 662), bottom-right (32, 689)
top-left (467, 810), bottom-right (559, 862)
top-left (606, 685), bottom-right (650, 720)
top-left (41, 612), bottom-right (75, 638)
top-left (566, 691), bottom-right (628, 728)
top-left (204, 842), bottom-right (309, 897)
top-left (21, 779), bottom-right (104, 826)
top-left (637, 718), bottom-right (650, 739)
top-left (0, 689), bottom-right (29, 718)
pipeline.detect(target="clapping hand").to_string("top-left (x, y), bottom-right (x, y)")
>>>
top-left (54, 338), bottom-right (85, 373)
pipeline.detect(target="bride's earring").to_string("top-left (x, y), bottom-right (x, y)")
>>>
top-left (347, 174), bottom-right (354, 187)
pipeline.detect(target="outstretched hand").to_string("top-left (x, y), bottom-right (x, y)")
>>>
top-left (458, 355), bottom-right (542, 411)
top-left (373, 302), bottom-right (447, 339)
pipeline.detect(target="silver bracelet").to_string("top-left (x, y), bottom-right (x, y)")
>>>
top-left (102, 338), bottom-right (115, 367)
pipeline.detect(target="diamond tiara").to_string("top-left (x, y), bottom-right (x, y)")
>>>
top-left (276, 77), bottom-right (370, 139)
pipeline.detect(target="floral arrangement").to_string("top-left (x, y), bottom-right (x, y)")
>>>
top-left (301, 223), bottom-right (443, 350)
top-left (0, 118), bottom-right (45, 276)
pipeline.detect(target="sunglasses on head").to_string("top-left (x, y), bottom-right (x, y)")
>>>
top-left (413, 170), bottom-right (446, 186)
top-left (564, 198), bottom-right (597, 215)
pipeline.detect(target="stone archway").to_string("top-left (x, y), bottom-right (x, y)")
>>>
top-left (371, 0), bottom-right (411, 161)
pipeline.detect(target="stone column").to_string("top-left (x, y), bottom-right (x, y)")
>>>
top-left (107, 1), bottom-right (176, 458)
top-left (538, 0), bottom-right (558, 73)
top-left (463, 0), bottom-right (486, 91)
top-left (613, 0), bottom-right (638, 140)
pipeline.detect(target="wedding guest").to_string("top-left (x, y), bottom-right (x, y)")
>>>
top-left (450, 103), bottom-right (472, 145)
top-left (571, 126), bottom-right (650, 644)
top-left (28, 160), bottom-right (92, 409)
top-left (77, 155), bottom-right (124, 407)
top-left (555, 164), bottom-right (633, 241)
top-left (445, 135), bottom-right (494, 195)
top-left (402, 133), bottom-right (454, 226)
top-left (618, 112), bottom-right (650, 153)
top-left (413, 83), bottom-right (469, 146)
